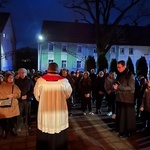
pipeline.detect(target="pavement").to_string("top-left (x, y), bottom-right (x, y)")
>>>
top-left (0, 101), bottom-right (150, 150)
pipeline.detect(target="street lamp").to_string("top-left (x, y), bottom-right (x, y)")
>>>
top-left (37, 34), bottom-right (44, 71)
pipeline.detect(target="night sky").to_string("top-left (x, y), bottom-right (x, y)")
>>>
top-left (0, 0), bottom-right (74, 49)
top-left (1, 0), bottom-right (150, 49)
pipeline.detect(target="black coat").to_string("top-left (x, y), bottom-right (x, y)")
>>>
top-left (15, 76), bottom-right (34, 101)
top-left (79, 77), bottom-right (92, 96)
top-left (115, 68), bottom-right (136, 134)
top-left (94, 76), bottom-right (105, 98)
top-left (115, 69), bottom-right (135, 104)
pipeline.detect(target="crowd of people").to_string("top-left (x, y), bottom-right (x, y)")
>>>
top-left (0, 60), bottom-right (150, 149)
top-left (0, 68), bottom-right (35, 139)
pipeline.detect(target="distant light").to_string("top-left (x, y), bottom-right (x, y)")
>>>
top-left (38, 35), bottom-right (44, 41)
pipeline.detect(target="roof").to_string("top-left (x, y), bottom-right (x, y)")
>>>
top-left (0, 12), bottom-right (10, 33)
top-left (41, 21), bottom-right (96, 44)
top-left (41, 20), bottom-right (150, 46)
top-left (123, 25), bottom-right (150, 46)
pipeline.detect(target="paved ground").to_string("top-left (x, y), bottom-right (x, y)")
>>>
top-left (0, 102), bottom-right (150, 150)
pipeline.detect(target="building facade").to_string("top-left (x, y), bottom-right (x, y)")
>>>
top-left (39, 42), bottom-right (150, 73)
top-left (0, 12), bottom-right (16, 71)
top-left (38, 21), bottom-right (150, 73)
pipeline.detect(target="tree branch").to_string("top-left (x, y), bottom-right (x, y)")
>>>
top-left (0, 0), bottom-right (9, 8)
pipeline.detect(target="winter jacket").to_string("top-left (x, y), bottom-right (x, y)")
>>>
top-left (79, 77), bottom-right (92, 96)
top-left (115, 69), bottom-right (135, 104)
top-left (0, 82), bottom-right (21, 118)
top-left (94, 76), bottom-right (106, 97)
top-left (15, 76), bottom-right (34, 101)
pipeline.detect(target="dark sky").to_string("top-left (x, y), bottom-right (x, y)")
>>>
top-left (1, 0), bottom-right (150, 49)
top-left (0, 0), bottom-right (74, 49)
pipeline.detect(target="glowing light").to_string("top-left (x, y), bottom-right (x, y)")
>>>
top-left (38, 35), bottom-right (44, 41)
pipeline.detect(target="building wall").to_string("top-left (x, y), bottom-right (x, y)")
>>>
top-left (107, 45), bottom-right (150, 73)
top-left (0, 18), bottom-right (15, 71)
top-left (40, 42), bottom-right (150, 73)
top-left (40, 42), bottom-right (98, 72)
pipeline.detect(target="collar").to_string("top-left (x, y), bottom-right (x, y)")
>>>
top-left (42, 74), bottom-right (64, 81)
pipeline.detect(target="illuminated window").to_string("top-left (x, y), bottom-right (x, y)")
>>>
top-left (49, 60), bottom-right (53, 63)
top-left (110, 47), bottom-right (116, 53)
top-left (62, 60), bottom-right (67, 68)
top-left (62, 44), bottom-right (67, 52)
top-left (120, 48), bottom-right (124, 55)
top-left (77, 45), bottom-right (82, 53)
top-left (48, 43), bottom-right (53, 52)
top-left (129, 48), bottom-right (133, 55)
top-left (3, 33), bottom-right (6, 38)
top-left (93, 47), bottom-right (97, 53)
top-left (77, 61), bottom-right (81, 68)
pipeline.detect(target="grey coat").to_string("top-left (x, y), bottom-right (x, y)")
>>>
top-left (115, 69), bottom-right (135, 104)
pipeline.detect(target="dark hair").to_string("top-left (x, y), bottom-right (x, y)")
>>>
top-left (47, 62), bottom-right (59, 73)
top-left (117, 60), bottom-right (125, 66)
top-left (4, 72), bottom-right (14, 82)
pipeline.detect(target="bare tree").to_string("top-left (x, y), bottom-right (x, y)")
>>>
top-left (0, 0), bottom-right (9, 8)
top-left (124, 0), bottom-right (150, 26)
top-left (60, 0), bottom-right (150, 56)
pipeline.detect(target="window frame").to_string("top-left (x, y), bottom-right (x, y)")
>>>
top-left (77, 45), bottom-right (82, 53)
top-left (77, 61), bottom-right (81, 68)
top-left (62, 60), bottom-right (67, 68)
top-left (62, 44), bottom-right (67, 52)
top-left (48, 43), bottom-right (53, 52)
top-left (120, 47), bottom-right (125, 55)
top-left (129, 47), bottom-right (133, 55)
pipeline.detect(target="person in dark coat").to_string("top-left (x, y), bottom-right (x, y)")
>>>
top-left (140, 80), bottom-right (150, 133)
top-left (15, 68), bottom-right (34, 131)
top-left (94, 71), bottom-right (106, 114)
top-left (104, 72), bottom-right (116, 116)
top-left (113, 60), bottom-right (136, 138)
top-left (136, 76), bottom-right (147, 119)
top-left (79, 71), bottom-right (94, 115)
top-left (89, 69), bottom-right (97, 103)
top-left (72, 69), bottom-right (82, 104)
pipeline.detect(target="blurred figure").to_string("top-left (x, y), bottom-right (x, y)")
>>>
top-left (134, 75), bottom-right (141, 117)
top-left (140, 80), bottom-right (150, 133)
top-left (34, 62), bottom-right (72, 150)
top-left (94, 71), bottom-right (106, 114)
top-left (31, 74), bottom-right (40, 114)
top-left (0, 74), bottom-right (4, 84)
top-left (136, 76), bottom-right (147, 119)
top-left (104, 72), bottom-right (116, 116)
top-left (89, 69), bottom-right (97, 104)
top-left (79, 71), bottom-right (94, 115)
top-left (61, 68), bottom-right (75, 116)
top-left (72, 69), bottom-right (82, 104)
top-left (14, 71), bottom-right (20, 79)
top-left (31, 69), bottom-right (36, 76)
top-left (0, 72), bottom-right (21, 138)
top-left (103, 68), bottom-right (109, 78)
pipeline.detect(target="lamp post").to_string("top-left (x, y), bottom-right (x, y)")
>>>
top-left (38, 35), bottom-right (44, 71)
